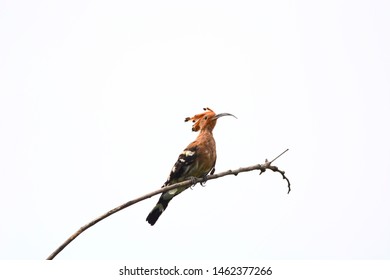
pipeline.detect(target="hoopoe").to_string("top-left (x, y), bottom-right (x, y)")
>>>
top-left (146, 107), bottom-right (236, 226)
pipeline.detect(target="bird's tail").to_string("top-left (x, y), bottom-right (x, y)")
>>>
top-left (146, 194), bottom-right (171, 226)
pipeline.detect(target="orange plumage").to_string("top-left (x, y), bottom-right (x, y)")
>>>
top-left (146, 108), bottom-right (236, 225)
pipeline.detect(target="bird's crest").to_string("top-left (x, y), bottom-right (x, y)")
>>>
top-left (184, 107), bottom-right (216, 132)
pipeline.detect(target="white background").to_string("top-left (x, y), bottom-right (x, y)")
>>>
top-left (1, 0), bottom-right (389, 260)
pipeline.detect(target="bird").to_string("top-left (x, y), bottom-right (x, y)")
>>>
top-left (146, 107), bottom-right (236, 226)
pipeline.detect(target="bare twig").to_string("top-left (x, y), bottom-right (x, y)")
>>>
top-left (270, 148), bottom-right (289, 164)
top-left (46, 150), bottom-right (290, 260)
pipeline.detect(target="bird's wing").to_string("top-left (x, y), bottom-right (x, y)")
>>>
top-left (163, 145), bottom-right (198, 186)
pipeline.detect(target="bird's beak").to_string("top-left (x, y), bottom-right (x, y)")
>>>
top-left (212, 113), bottom-right (237, 120)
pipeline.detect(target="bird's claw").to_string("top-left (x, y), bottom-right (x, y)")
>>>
top-left (200, 175), bottom-right (209, 187)
top-left (187, 176), bottom-right (197, 189)
top-left (187, 175), bottom-right (209, 188)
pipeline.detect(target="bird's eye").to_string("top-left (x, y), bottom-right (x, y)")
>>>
top-left (204, 116), bottom-right (208, 120)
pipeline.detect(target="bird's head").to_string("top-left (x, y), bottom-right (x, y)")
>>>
top-left (185, 107), bottom-right (237, 132)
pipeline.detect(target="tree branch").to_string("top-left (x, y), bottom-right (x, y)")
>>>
top-left (46, 149), bottom-right (290, 260)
